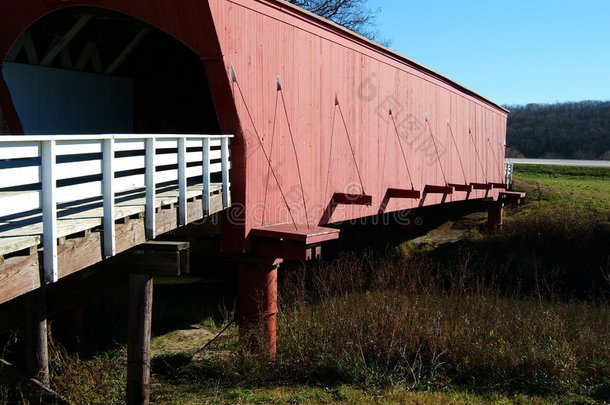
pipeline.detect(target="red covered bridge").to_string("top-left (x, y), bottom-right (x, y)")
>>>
top-left (0, 0), bottom-right (519, 401)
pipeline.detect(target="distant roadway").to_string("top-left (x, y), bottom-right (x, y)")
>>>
top-left (506, 158), bottom-right (610, 168)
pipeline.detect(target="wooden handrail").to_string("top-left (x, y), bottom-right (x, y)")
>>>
top-left (0, 134), bottom-right (233, 282)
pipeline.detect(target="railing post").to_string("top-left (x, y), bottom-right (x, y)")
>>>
top-left (145, 137), bottom-right (156, 239)
top-left (41, 140), bottom-right (58, 283)
top-left (202, 138), bottom-right (211, 216)
top-left (504, 162), bottom-right (513, 186)
top-left (221, 137), bottom-right (231, 208)
top-left (103, 138), bottom-right (116, 257)
top-left (178, 138), bottom-right (188, 226)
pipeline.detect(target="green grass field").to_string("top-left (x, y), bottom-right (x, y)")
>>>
top-left (4, 165), bottom-right (609, 405)
top-left (510, 165), bottom-right (610, 214)
top-left (149, 385), bottom-right (603, 404)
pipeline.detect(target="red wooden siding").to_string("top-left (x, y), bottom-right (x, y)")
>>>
top-left (207, 0), bottom-right (507, 233)
top-left (0, 0), bottom-right (507, 250)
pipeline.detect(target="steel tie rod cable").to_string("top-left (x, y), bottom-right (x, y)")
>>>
top-left (279, 86), bottom-right (311, 228)
top-left (468, 128), bottom-right (488, 183)
top-left (447, 122), bottom-right (468, 184)
top-left (425, 118), bottom-right (448, 184)
top-left (336, 97), bottom-right (367, 196)
top-left (233, 77), bottom-right (299, 230)
top-left (389, 110), bottom-right (415, 190)
top-left (261, 91), bottom-right (280, 226)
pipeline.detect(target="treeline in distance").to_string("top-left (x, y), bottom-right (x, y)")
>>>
top-left (505, 100), bottom-right (610, 160)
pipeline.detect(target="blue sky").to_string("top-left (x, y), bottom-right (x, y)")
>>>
top-left (366, 0), bottom-right (610, 106)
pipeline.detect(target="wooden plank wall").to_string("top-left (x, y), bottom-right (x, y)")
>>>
top-left (208, 0), bottom-right (508, 232)
top-left (2, 62), bottom-right (134, 134)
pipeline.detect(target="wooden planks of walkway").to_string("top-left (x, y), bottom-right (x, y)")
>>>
top-left (0, 183), bottom-right (224, 305)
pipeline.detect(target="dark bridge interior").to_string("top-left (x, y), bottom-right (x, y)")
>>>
top-left (6, 6), bottom-right (219, 134)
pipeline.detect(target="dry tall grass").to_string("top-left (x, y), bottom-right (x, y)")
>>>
top-left (16, 191), bottom-right (610, 403)
top-left (273, 253), bottom-right (610, 394)
top-left (201, 207), bottom-right (610, 397)
top-left (49, 339), bottom-right (126, 404)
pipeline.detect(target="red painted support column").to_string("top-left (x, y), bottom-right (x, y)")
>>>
top-left (237, 258), bottom-right (281, 359)
top-left (487, 202), bottom-right (504, 231)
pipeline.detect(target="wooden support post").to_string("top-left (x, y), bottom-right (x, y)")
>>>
top-left (25, 287), bottom-right (49, 387)
top-left (487, 202), bottom-right (504, 231)
top-left (126, 273), bottom-right (153, 405)
top-left (237, 259), bottom-right (281, 360)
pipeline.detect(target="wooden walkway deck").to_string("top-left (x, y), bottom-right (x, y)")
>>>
top-left (0, 134), bottom-right (232, 305)
top-left (0, 183), bottom-right (222, 258)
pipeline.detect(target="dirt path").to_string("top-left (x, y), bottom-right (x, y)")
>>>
top-left (406, 212), bottom-right (485, 249)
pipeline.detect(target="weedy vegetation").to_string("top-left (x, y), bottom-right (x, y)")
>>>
top-left (4, 164), bottom-right (609, 404)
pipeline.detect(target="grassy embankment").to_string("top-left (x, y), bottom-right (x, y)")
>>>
top-left (5, 165), bottom-right (609, 405)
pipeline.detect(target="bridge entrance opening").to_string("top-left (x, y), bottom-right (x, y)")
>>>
top-left (2, 6), bottom-right (220, 135)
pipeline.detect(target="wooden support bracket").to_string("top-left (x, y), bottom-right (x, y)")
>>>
top-left (470, 182), bottom-right (492, 190)
top-left (331, 192), bottom-right (373, 205)
top-left (112, 241), bottom-right (189, 276)
top-left (498, 191), bottom-right (526, 205)
top-left (386, 188), bottom-right (421, 199)
top-left (447, 183), bottom-right (472, 192)
top-left (254, 240), bottom-right (322, 261)
top-left (423, 185), bottom-right (453, 194)
top-left (251, 224), bottom-right (339, 245)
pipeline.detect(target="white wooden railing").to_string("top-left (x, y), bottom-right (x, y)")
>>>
top-left (504, 162), bottom-right (514, 187)
top-left (0, 134), bottom-right (232, 283)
